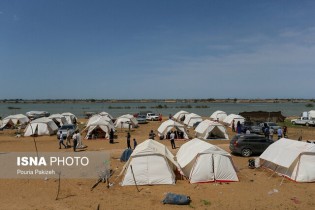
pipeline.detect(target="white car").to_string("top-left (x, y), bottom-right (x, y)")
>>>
top-left (146, 113), bottom-right (159, 121)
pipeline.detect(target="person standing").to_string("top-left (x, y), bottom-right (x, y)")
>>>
top-left (149, 130), bottom-right (156, 140)
top-left (72, 131), bottom-right (78, 152)
top-left (126, 132), bottom-right (131, 149)
top-left (66, 128), bottom-right (71, 148)
top-left (109, 129), bottom-right (114, 144)
top-left (59, 131), bottom-right (66, 149)
top-left (232, 120), bottom-right (235, 132)
top-left (277, 127), bottom-right (283, 140)
top-left (236, 121), bottom-right (241, 134)
top-left (170, 131), bottom-right (176, 149)
top-left (269, 128), bottom-right (274, 140)
top-left (133, 138), bottom-right (137, 149)
top-left (283, 126), bottom-right (287, 138)
top-left (264, 126), bottom-right (269, 139)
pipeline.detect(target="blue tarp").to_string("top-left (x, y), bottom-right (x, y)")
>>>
top-left (120, 149), bottom-right (133, 162)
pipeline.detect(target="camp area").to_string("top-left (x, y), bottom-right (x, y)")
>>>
top-left (0, 115), bottom-right (315, 210)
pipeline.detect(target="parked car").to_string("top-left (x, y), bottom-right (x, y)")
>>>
top-left (291, 117), bottom-right (315, 126)
top-left (229, 134), bottom-right (274, 157)
top-left (260, 122), bottom-right (281, 134)
top-left (136, 115), bottom-right (147, 124)
top-left (241, 121), bottom-right (263, 134)
top-left (56, 124), bottom-right (77, 139)
top-left (146, 113), bottom-right (159, 121)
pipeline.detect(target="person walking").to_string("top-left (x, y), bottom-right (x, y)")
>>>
top-left (133, 138), bottom-right (137, 149)
top-left (58, 131), bottom-right (66, 149)
top-left (109, 129), bottom-right (114, 144)
top-left (126, 132), bottom-right (131, 149)
top-left (170, 131), bottom-right (176, 149)
top-left (72, 131), bottom-right (78, 152)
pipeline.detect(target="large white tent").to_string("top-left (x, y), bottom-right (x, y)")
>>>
top-left (84, 115), bottom-right (115, 139)
top-left (173, 110), bottom-right (189, 122)
top-left (48, 114), bottom-right (67, 127)
top-left (223, 114), bottom-right (245, 127)
top-left (115, 114), bottom-right (138, 129)
top-left (0, 114), bottom-right (29, 129)
top-left (176, 138), bottom-right (239, 183)
top-left (259, 138), bottom-right (315, 182)
top-left (210, 110), bottom-right (227, 122)
top-left (120, 139), bottom-right (179, 186)
top-left (24, 117), bottom-right (58, 136)
top-left (157, 119), bottom-right (188, 139)
top-left (195, 120), bottom-right (229, 140)
top-left (61, 112), bottom-right (77, 124)
top-left (184, 113), bottom-right (202, 127)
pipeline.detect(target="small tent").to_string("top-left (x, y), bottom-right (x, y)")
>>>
top-left (115, 114), bottom-right (138, 129)
top-left (223, 114), bottom-right (245, 127)
top-left (24, 117), bottom-right (58, 136)
top-left (176, 138), bottom-right (239, 183)
top-left (1, 114), bottom-right (29, 129)
top-left (48, 114), bottom-right (67, 127)
top-left (195, 120), bottom-right (229, 140)
top-left (173, 110), bottom-right (189, 122)
top-left (84, 115), bottom-right (115, 139)
top-left (99, 111), bottom-right (114, 120)
top-left (157, 119), bottom-right (188, 139)
top-left (210, 110), bottom-right (227, 122)
top-left (61, 112), bottom-right (77, 124)
top-left (184, 113), bottom-right (202, 127)
top-left (259, 138), bottom-right (315, 182)
top-left (120, 139), bottom-right (179, 186)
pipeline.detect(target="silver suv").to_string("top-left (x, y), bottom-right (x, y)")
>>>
top-left (56, 124), bottom-right (77, 139)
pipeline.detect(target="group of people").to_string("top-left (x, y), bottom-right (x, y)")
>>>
top-left (126, 132), bottom-right (137, 149)
top-left (148, 129), bottom-right (176, 149)
top-left (58, 129), bottom-right (81, 152)
top-left (263, 125), bottom-right (287, 140)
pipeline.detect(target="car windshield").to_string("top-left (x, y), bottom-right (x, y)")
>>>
top-left (60, 125), bottom-right (74, 129)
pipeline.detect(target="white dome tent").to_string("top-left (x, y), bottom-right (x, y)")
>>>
top-left (173, 110), bottom-right (189, 122)
top-left (99, 111), bottom-right (114, 120)
top-left (176, 138), bottom-right (239, 183)
top-left (259, 138), bottom-right (315, 182)
top-left (120, 139), bottom-right (180, 186)
top-left (83, 115), bottom-right (115, 139)
top-left (48, 114), bottom-right (67, 127)
top-left (195, 120), bottom-right (229, 140)
top-left (223, 114), bottom-right (245, 127)
top-left (61, 112), bottom-right (77, 124)
top-left (115, 114), bottom-right (138, 129)
top-left (1, 114), bottom-right (29, 129)
top-left (157, 119), bottom-right (188, 139)
top-left (24, 117), bottom-right (58, 136)
top-left (210, 110), bottom-right (227, 122)
top-left (184, 113), bottom-right (202, 128)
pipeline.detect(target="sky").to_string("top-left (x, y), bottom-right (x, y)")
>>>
top-left (1, 0), bottom-right (315, 99)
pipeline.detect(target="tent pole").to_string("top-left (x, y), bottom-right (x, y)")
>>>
top-left (130, 165), bottom-right (140, 192)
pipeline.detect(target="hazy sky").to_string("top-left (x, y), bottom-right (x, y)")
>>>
top-left (1, 0), bottom-right (315, 99)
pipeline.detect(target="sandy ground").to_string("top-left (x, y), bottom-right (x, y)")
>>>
top-left (0, 118), bottom-right (314, 210)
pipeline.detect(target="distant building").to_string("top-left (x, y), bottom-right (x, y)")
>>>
top-left (239, 111), bottom-right (286, 123)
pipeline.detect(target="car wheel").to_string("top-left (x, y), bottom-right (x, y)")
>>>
top-left (306, 123), bottom-right (309, 127)
top-left (241, 148), bottom-right (252, 157)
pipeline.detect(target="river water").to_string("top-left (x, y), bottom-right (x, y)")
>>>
top-left (0, 102), bottom-right (310, 118)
